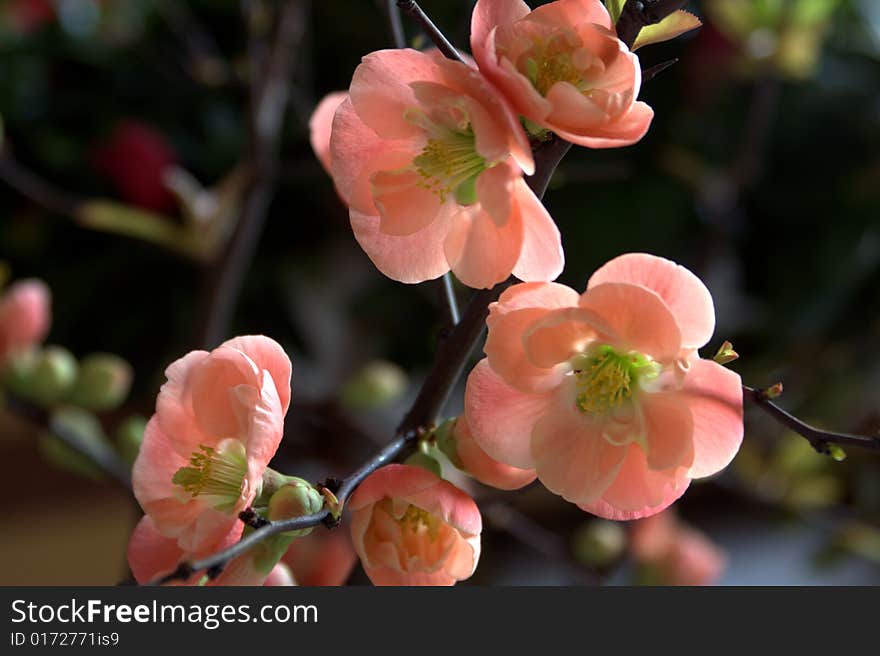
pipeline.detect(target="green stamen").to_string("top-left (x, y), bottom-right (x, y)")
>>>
top-left (401, 504), bottom-right (441, 542)
top-left (172, 441), bottom-right (247, 512)
top-left (572, 345), bottom-right (659, 416)
top-left (412, 128), bottom-right (488, 205)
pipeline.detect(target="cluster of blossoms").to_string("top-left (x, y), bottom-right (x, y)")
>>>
top-left (127, 0), bottom-right (739, 586)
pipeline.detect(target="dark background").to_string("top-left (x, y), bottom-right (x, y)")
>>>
top-left (1, 0), bottom-right (878, 584)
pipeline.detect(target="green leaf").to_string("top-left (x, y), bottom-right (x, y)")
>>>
top-left (606, 0), bottom-right (627, 25)
top-left (633, 10), bottom-right (702, 50)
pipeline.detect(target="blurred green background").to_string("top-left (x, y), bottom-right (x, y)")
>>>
top-left (1, 0), bottom-right (879, 585)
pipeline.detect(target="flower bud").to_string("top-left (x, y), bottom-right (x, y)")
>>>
top-left (713, 340), bottom-right (739, 365)
top-left (26, 346), bottom-right (77, 405)
top-left (403, 450), bottom-right (443, 477)
top-left (267, 478), bottom-right (324, 537)
top-left (69, 353), bottom-right (133, 411)
top-left (115, 414), bottom-right (147, 464)
top-left (572, 520), bottom-right (627, 568)
top-left (433, 418), bottom-right (463, 469)
top-left (340, 360), bottom-right (407, 410)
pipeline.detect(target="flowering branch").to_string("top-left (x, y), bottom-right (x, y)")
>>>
top-left (146, 0), bottom-right (686, 586)
top-left (743, 385), bottom-right (880, 454)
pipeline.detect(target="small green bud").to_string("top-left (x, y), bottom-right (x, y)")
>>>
top-left (713, 340), bottom-right (739, 365)
top-left (69, 353), bottom-right (133, 411)
top-left (571, 520), bottom-right (627, 568)
top-left (764, 382), bottom-right (784, 399)
top-left (433, 418), bottom-right (463, 469)
top-left (403, 451), bottom-right (443, 477)
top-left (115, 415), bottom-right (147, 464)
top-left (267, 478), bottom-right (324, 537)
top-left (27, 346), bottom-right (78, 406)
top-left (828, 444), bottom-right (847, 462)
top-left (340, 360), bottom-right (407, 410)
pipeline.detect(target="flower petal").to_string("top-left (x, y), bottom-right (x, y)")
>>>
top-left (465, 358), bottom-right (551, 469)
top-left (510, 180), bottom-right (564, 282)
top-left (588, 253), bottom-right (715, 350)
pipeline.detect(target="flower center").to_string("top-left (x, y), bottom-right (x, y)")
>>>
top-left (400, 504), bottom-right (442, 541)
top-left (172, 439), bottom-right (248, 512)
top-left (520, 34), bottom-right (587, 96)
top-left (570, 345), bottom-right (659, 416)
top-left (412, 127), bottom-right (488, 205)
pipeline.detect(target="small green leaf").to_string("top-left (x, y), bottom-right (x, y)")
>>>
top-left (607, 0), bottom-right (627, 25)
top-left (633, 10), bottom-right (702, 50)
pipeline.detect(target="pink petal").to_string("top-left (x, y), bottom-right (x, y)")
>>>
top-left (127, 516), bottom-right (186, 584)
top-left (189, 347), bottom-right (260, 439)
top-left (350, 208), bottom-right (453, 284)
top-left (242, 369), bottom-right (285, 504)
top-left (455, 415), bottom-right (537, 490)
top-left (373, 169), bottom-right (444, 236)
top-left (579, 446), bottom-right (690, 520)
top-left (485, 307), bottom-right (566, 392)
top-left (0, 279), bottom-right (51, 359)
top-left (588, 253), bottom-right (716, 350)
top-left (492, 280), bottom-right (580, 314)
top-left (155, 349), bottom-right (211, 454)
top-left (465, 358), bottom-right (551, 469)
top-left (531, 395), bottom-right (628, 504)
top-left (522, 306), bottom-right (612, 368)
top-left (220, 335), bottom-right (292, 414)
top-left (263, 563), bottom-right (296, 586)
top-left (476, 164), bottom-right (515, 226)
top-left (444, 202), bottom-right (524, 289)
top-left (677, 358), bottom-right (743, 479)
top-left (554, 101), bottom-right (654, 148)
top-left (579, 282), bottom-right (682, 362)
top-left (471, 0), bottom-right (531, 51)
top-left (510, 180), bottom-right (564, 283)
top-left (641, 392), bottom-right (695, 471)
top-left (349, 49), bottom-right (444, 139)
top-left (308, 91), bottom-right (347, 174)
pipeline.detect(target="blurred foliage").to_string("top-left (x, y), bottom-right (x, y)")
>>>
top-left (0, 0), bottom-right (879, 583)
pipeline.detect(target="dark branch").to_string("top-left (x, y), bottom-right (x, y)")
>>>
top-left (0, 153), bottom-right (82, 217)
top-left (615, 0), bottom-right (688, 49)
top-left (386, 0), bottom-right (406, 48)
top-left (5, 394), bottom-right (132, 490)
top-left (194, 0), bottom-right (304, 348)
top-left (396, 1), bottom-right (466, 64)
top-left (743, 385), bottom-right (880, 453)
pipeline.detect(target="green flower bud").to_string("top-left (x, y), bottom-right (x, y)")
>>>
top-left (25, 346), bottom-right (78, 406)
top-left (432, 418), bottom-right (463, 469)
top-left (340, 360), bottom-right (407, 410)
top-left (403, 450), bottom-right (443, 477)
top-left (571, 520), bottom-right (627, 568)
top-left (69, 353), bottom-right (133, 411)
top-left (115, 415), bottom-right (147, 465)
top-left (267, 478), bottom-right (324, 537)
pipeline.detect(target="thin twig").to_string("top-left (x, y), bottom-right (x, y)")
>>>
top-left (194, 1), bottom-right (304, 348)
top-left (386, 0), bottom-right (406, 48)
top-left (396, 0), bottom-right (466, 64)
top-left (743, 385), bottom-right (880, 453)
top-left (0, 153), bottom-right (82, 217)
top-left (5, 394), bottom-right (133, 490)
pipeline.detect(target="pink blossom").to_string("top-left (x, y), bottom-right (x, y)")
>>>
top-left (464, 253), bottom-right (743, 520)
top-left (330, 48), bottom-right (563, 289)
top-left (263, 562), bottom-right (296, 586)
top-left (281, 529), bottom-right (358, 586)
top-left (471, 0), bottom-right (653, 148)
top-left (0, 279), bottom-right (51, 366)
top-left (309, 92), bottom-right (348, 175)
top-left (127, 516), bottom-right (274, 586)
top-left (453, 415), bottom-right (537, 490)
top-left (630, 510), bottom-right (726, 585)
top-left (131, 336), bottom-right (291, 556)
top-left (349, 464), bottom-right (482, 585)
